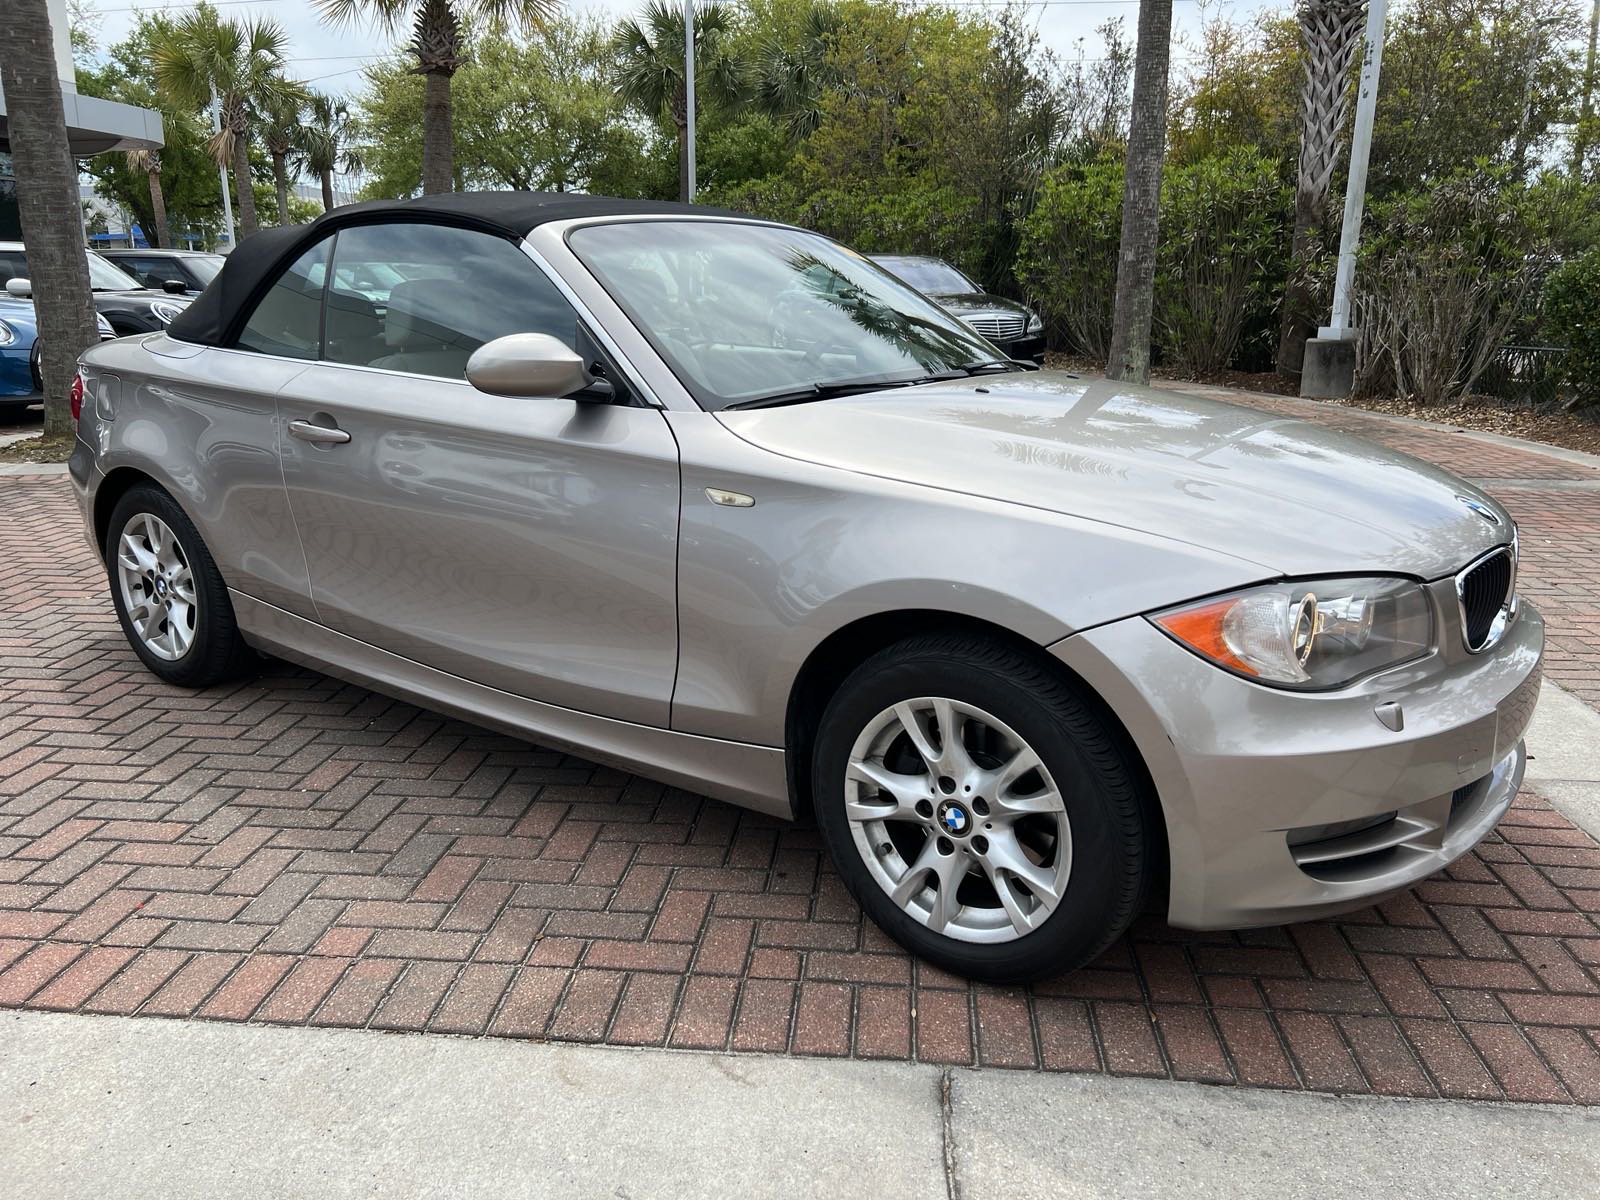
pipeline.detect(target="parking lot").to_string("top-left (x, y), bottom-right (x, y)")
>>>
top-left (3, 387), bottom-right (1599, 1104)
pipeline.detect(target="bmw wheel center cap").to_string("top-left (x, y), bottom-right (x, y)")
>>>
top-left (937, 801), bottom-right (971, 837)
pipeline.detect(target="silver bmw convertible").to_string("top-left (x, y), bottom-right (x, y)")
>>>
top-left (68, 192), bottom-right (1542, 981)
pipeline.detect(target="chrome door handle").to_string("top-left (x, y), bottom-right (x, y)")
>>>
top-left (288, 419), bottom-right (350, 445)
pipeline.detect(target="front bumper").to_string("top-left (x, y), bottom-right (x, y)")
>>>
top-left (995, 333), bottom-right (1046, 363)
top-left (1051, 594), bottom-right (1544, 929)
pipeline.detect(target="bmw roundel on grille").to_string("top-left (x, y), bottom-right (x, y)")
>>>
top-left (1456, 495), bottom-right (1502, 526)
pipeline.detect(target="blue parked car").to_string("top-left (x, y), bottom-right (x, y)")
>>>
top-left (0, 294), bottom-right (113, 413)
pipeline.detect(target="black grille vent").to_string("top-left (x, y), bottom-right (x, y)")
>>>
top-left (1459, 548), bottom-right (1513, 650)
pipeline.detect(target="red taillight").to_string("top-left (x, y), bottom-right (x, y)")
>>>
top-left (70, 371), bottom-right (85, 424)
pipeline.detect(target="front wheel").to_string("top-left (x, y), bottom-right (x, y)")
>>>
top-left (812, 635), bottom-right (1151, 983)
top-left (105, 484), bottom-right (253, 687)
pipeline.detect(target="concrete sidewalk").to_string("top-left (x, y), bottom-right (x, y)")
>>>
top-left (3, 1009), bottom-right (1597, 1199)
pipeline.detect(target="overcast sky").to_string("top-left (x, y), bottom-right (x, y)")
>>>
top-left (81, 0), bottom-right (1287, 103)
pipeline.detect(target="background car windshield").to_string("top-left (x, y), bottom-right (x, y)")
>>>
top-left (87, 253), bottom-right (141, 290)
top-left (569, 221), bottom-right (997, 410)
top-left (880, 257), bottom-right (979, 295)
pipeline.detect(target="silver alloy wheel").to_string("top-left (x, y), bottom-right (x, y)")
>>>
top-left (844, 697), bottom-right (1071, 944)
top-left (115, 512), bottom-right (198, 662)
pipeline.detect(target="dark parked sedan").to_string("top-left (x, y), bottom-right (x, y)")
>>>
top-left (872, 254), bottom-right (1044, 362)
top-left (100, 248), bottom-right (225, 296)
top-left (0, 243), bottom-right (191, 336)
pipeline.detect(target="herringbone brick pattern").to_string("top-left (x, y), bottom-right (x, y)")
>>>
top-left (3, 396), bottom-right (1600, 1103)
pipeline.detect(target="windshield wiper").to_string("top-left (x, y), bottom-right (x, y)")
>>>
top-left (725, 376), bottom-right (928, 410)
top-left (960, 358), bottom-right (1037, 375)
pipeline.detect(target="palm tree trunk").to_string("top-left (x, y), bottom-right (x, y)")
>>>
top-left (0, 0), bottom-right (104, 437)
top-left (422, 70), bottom-right (454, 194)
top-left (272, 151), bottom-right (290, 225)
top-left (231, 127), bottom-right (258, 237)
top-left (147, 168), bottom-right (171, 249)
top-left (320, 169), bottom-right (336, 213)
top-left (1106, 0), bottom-right (1174, 385)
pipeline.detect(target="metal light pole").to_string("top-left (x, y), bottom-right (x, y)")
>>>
top-left (210, 83), bottom-right (236, 249)
top-left (684, 0), bottom-right (696, 202)
top-left (1320, 0), bottom-right (1386, 339)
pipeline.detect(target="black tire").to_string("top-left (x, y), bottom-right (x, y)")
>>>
top-left (103, 483), bottom-right (253, 687)
top-left (812, 634), bottom-right (1151, 983)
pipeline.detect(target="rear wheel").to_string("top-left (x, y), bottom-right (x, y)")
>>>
top-left (812, 634), bottom-right (1150, 982)
top-left (105, 484), bottom-right (252, 687)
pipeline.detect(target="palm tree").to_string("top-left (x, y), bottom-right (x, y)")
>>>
top-left (1276, 1), bottom-right (1366, 376)
top-left (0, 0), bottom-right (104, 438)
top-left (755, 3), bottom-right (842, 142)
top-left (611, 1), bottom-right (747, 202)
top-left (153, 9), bottom-right (295, 238)
top-left (124, 148), bottom-right (172, 248)
top-left (293, 93), bottom-right (366, 213)
top-left (314, 0), bottom-right (558, 196)
top-left (258, 84), bottom-right (311, 225)
top-left (1106, 0), bottom-right (1174, 384)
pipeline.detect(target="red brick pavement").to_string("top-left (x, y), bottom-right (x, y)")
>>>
top-left (3, 400), bottom-right (1600, 1103)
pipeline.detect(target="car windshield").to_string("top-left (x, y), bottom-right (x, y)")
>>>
top-left (86, 253), bottom-right (141, 291)
top-left (187, 255), bottom-right (224, 285)
top-left (877, 257), bottom-right (979, 296)
top-left (568, 221), bottom-right (1001, 411)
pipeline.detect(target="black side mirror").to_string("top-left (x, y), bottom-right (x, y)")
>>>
top-left (162, 279), bottom-right (189, 294)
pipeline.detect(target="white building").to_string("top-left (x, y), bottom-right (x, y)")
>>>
top-left (0, 0), bottom-right (163, 239)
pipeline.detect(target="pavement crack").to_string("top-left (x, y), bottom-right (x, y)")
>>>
top-left (940, 1067), bottom-right (961, 1200)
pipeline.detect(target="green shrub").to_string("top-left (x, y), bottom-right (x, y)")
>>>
top-left (1353, 167), bottom-right (1564, 406)
top-left (1014, 153), bottom-right (1124, 358)
top-left (1154, 149), bottom-right (1290, 373)
top-left (1543, 248), bottom-right (1600, 410)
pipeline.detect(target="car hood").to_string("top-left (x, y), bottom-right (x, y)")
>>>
top-left (717, 373), bottom-right (1512, 579)
top-left (932, 292), bottom-right (1032, 318)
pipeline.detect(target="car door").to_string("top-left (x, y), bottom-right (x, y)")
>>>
top-left (273, 221), bottom-right (682, 728)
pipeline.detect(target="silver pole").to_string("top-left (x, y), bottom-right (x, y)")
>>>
top-left (1321, 0), bottom-right (1386, 338)
top-left (211, 83), bottom-right (236, 248)
top-left (684, 0), bottom-right (696, 202)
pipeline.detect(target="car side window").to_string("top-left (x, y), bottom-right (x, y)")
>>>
top-left (127, 257), bottom-right (189, 290)
top-left (235, 239), bottom-right (331, 360)
top-left (322, 223), bottom-right (579, 380)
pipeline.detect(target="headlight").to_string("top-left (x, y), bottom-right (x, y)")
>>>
top-left (0, 319), bottom-right (14, 346)
top-left (97, 315), bottom-right (115, 339)
top-left (1026, 312), bottom-right (1042, 334)
top-left (149, 300), bottom-right (187, 325)
top-left (1151, 577), bottom-right (1433, 689)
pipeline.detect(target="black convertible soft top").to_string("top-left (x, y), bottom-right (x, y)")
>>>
top-left (166, 191), bottom-right (753, 348)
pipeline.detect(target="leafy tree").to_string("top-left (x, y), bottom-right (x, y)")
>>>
top-left (77, 13), bottom-right (227, 247)
top-left (293, 93), bottom-right (365, 212)
top-left (357, 17), bottom-right (652, 197)
top-left (315, 0), bottom-right (559, 196)
top-left (1107, 0), bottom-right (1175, 384)
top-left (151, 5), bottom-right (297, 237)
top-left (610, 1), bottom-right (748, 202)
top-left (753, 1), bottom-right (842, 142)
top-left (1371, 0), bottom-right (1586, 194)
top-left (1059, 18), bottom-right (1135, 159)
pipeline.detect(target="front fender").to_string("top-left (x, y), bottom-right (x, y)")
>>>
top-left (665, 411), bottom-right (1270, 745)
